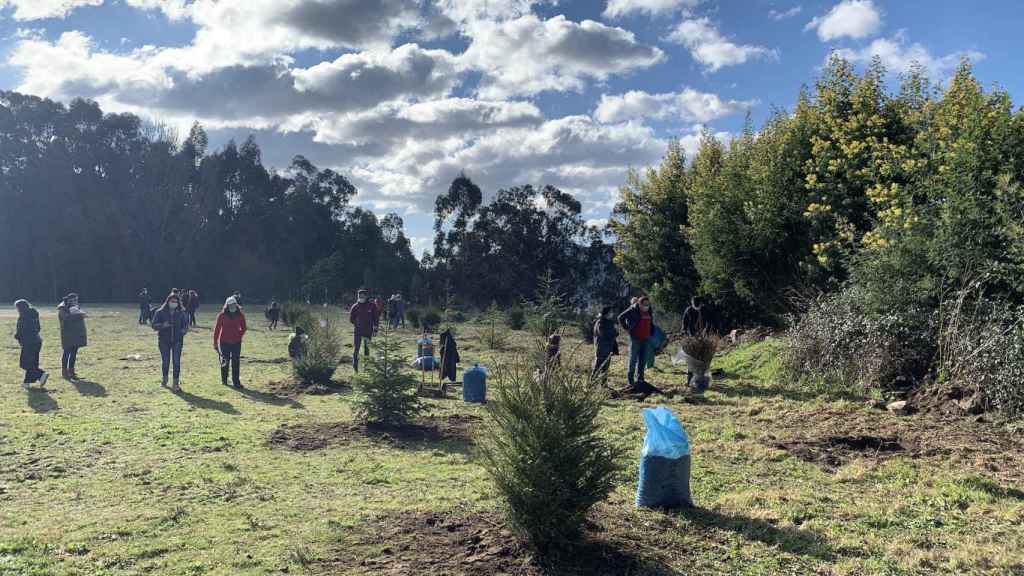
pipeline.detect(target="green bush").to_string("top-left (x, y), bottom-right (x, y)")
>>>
top-left (407, 307), bottom-right (421, 329)
top-left (353, 325), bottom-right (426, 426)
top-left (293, 316), bottom-right (342, 386)
top-left (525, 271), bottom-right (570, 338)
top-left (506, 307), bottom-right (526, 331)
top-left (479, 303), bottom-right (510, 350)
top-left (282, 301), bottom-right (314, 329)
top-left (478, 359), bottom-right (622, 550)
top-left (421, 309), bottom-right (442, 332)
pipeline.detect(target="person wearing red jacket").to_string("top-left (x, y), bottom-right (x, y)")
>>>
top-left (214, 296), bottom-right (247, 389)
top-left (349, 288), bottom-right (378, 373)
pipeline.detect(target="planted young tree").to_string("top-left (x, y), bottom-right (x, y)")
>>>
top-left (353, 324), bottom-right (426, 426)
top-left (479, 302), bottom-right (509, 350)
top-left (293, 316), bottom-right (342, 387)
top-left (525, 270), bottom-right (571, 338)
top-left (478, 357), bottom-right (622, 550)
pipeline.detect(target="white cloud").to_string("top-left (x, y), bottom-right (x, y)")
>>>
top-left (768, 5), bottom-right (802, 21)
top-left (0, 0), bottom-right (102, 20)
top-left (666, 17), bottom-right (777, 72)
top-left (462, 14), bottom-right (664, 98)
top-left (832, 32), bottom-right (984, 79)
top-left (593, 89), bottom-right (753, 124)
top-left (805, 0), bottom-right (881, 41)
top-left (602, 0), bottom-right (700, 18)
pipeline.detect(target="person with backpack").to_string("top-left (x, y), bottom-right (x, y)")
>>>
top-left (592, 306), bottom-right (619, 387)
top-left (14, 300), bottom-right (48, 389)
top-left (618, 296), bottom-right (655, 390)
top-left (214, 296), bottom-right (247, 389)
top-left (349, 289), bottom-right (377, 373)
top-left (151, 292), bottom-right (190, 391)
top-left (57, 293), bottom-right (88, 382)
top-left (267, 299), bottom-right (281, 331)
top-left (138, 288), bottom-right (151, 325)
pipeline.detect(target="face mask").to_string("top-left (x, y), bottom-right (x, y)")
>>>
top-left (169, 302), bottom-right (178, 310)
top-left (229, 305), bottom-right (238, 313)
top-left (358, 297), bottom-right (367, 303)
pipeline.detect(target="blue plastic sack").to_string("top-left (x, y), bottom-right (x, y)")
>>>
top-left (640, 406), bottom-right (690, 460)
top-left (636, 406), bottom-right (693, 509)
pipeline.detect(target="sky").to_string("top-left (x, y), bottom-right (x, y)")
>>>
top-left (1, 0), bottom-right (1018, 258)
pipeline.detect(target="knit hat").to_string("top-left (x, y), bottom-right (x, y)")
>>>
top-left (225, 296), bottom-right (238, 307)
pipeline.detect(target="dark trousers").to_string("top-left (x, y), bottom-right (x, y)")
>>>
top-left (592, 352), bottom-right (612, 386)
top-left (159, 340), bottom-right (184, 380)
top-left (627, 337), bottom-right (648, 387)
top-left (353, 333), bottom-right (371, 372)
top-left (139, 304), bottom-right (148, 324)
top-left (62, 347), bottom-right (79, 374)
top-left (21, 341), bottom-right (43, 383)
top-left (189, 309), bottom-right (198, 327)
top-left (220, 341), bottom-right (242, 385)
top-left (269, 312), bottom-right (279, 330)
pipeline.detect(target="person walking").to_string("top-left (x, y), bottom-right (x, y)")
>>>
top-left (14, 300), bottom-right (48, 389)
top-left (151, 292), bottom-right (190, 391)
top-left (187, 289), bottom-right (200, 327)
top-left (349, 289), bottom-right (377, 373)
top-left (57, 293), bottom-right (88, 382)
top-left (214, 296), bottom-right (247, 389)
top-left (267, 299), bottom-right (280, 331)
top-left (592, 306), bottom-right (619, 387)
top-left (618, 296), bottom-right (655, 390)
top-left (138, 288), bottom-right (151, 325)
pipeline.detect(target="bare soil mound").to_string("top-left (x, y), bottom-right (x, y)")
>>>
top-left (267, 415), bottom-right (482, 451)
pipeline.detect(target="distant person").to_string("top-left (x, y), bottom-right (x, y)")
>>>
top-left (151, 292), bottom-right (190, 392)
top-left (214, 296), bottom-right (247, 389)
top-left (372, 297), bottom-right (384, 334)
top-left (349, 289), bottom-right (377, 373)
top-left (546, 334), bottom-right (562, 368)
top-left (592, 306), bottom-right (619, 387)
top-left (267, 299), bottom-right (280, 330)
top-left (682, 297), bottom-right (705, 337)
top-left (57, 293), bottom-right (88, 382)
top-left (393, 293), bottom-right (406, 328)
top-left (138, 288), bottom-right (151, 325)
top-left (233, 291), bottom-right (243, 306)
top-left (180, 290), bottom-right (192, 321)
top-left (288, 326), bottom-right (308, 360)
top-left (187, 289), bottom-right (200, 327)
top-left (14, 300), bottom-right (48, 389)
top-left (618, 295), bottom-right (655, 389)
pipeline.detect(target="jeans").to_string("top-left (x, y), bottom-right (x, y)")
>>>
top-left (219, 341), bottom-right (242, 385)
top-left (627, 336), bottom-right (648, 386)
top-left (159, 340), bottom-right (184, 380)
top-left (22, 341), bottom-right (44, 383)
top-left (62, 347), bottom-right (79, 374)
top-left (353, 333), bottom-right (371, 372)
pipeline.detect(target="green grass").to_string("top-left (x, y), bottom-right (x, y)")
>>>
top-left (2, 307), bottom-right (1022, 575)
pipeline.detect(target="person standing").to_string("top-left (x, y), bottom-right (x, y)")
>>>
top-left (138, 288), bottom-right (151, 325)
top-left (151, 292), bottom-right (190, 391)
top-left (618, 296), bottom-right (655, 390)
top-left (394, 293), bottom-right (406, 328)
top-left (14, 300), bottom-right (48, 389)
top-left (592, 306), bottom-right (619, 387)
top-left (349, 289), bottom-right (377, 373)
top-left (267, 299), bottom-right (280, 331)
top-left (681, 297), bottom-right (705, 337)
top-left (57, 293), bottom-right (87, 382)
top-left (214, 296), bottom-right (247, 389)
top-left (188, 289), bottom-right (200, 327)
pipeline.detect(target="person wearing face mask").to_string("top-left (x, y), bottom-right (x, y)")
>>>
top-left (618, 296), bottom-right (655, 390)
top-left (57, 293), bottom-right (88, 382)
top-left (349, 288), bottom-right (377, 373)
top-left (591, 306), bottom-right (619, 388)
top-left (214, 296), bottom-right (247, 389)
top-left (152, 292), bottom-right (190, 391)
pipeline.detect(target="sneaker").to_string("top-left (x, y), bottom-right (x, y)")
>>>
top-left (172, 379), bottom-right (181, 392)
top-left (39, 372), bottom-right (48, 387)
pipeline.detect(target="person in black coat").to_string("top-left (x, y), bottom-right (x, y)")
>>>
top-left (681, 297), bottom-right (705, 336)
top-left (591, 306), bottom-right (619, 387)
top-left (15, 300), bottom-right (48, 389)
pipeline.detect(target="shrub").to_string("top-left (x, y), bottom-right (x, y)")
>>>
top-left (506, 307), bottom-right (526, 331)
top-left (525, 271), bottom-right (570, 338)
top-left (293, 316), bottom-right (342, 386)
top-left (479, 303), bottom-right (510, 350)
top-left (353, 324), bottom-right (426, 426)
top-left (478, 358), bottom-right (622, 550)
top-left (781, 286), bottom-right (936, 397)
top-left (407, 307), bottom-right (421, 328)
top-left (421, 309), bottom-right (442, 332)
top-left (282, 301), bottom-right (314, 329)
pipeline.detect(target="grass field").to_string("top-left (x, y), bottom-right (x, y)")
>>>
top-left (2, 305), bottom-right (1023, 575)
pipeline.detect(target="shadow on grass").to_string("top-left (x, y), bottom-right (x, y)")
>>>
top-left (71, 379), bottom-right (107, 397)
top-left (174, 390), bottom-right (240, 415)
top-left (680, 507), bottom-right (833, 561)
top-left (236, 387), bottom-right (305, 409)
top-left (960, 476), bottom-right (1024, 501)
top-left (710, 374), bottom-right (865, 403)
top-left (26, 388), bottom-right (58, 413)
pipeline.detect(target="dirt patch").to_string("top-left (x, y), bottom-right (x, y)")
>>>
top-left (764, 407), bottom-right (1024, 480)
top-left (264, 378), bottom-right (350, 398)
top-left (312, 509), bottom-right (673, 576)
top-left (267, 415), bottom-right (482, 451)
top-left (774, 435), bottom-right (905, 471)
